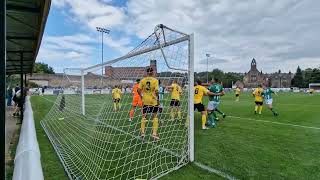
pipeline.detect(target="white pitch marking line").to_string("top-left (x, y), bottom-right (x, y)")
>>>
top-left (194, 162), bottom-right (239, 180)
top-left (229, 116), bottom-right (320, 130)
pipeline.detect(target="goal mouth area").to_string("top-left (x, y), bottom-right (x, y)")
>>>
top-left (40, 24), bottom-right (194, 180)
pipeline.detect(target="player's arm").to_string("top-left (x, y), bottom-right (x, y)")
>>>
top-left (138, 80), bottom-right (144, 98)
top-left (252, 89), bottom-right (256, 97)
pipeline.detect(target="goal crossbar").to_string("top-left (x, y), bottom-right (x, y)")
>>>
top-left (83, 35), bottom-right (190, 72)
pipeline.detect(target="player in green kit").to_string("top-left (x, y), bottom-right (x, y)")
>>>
top-left (262, 84), bottom-right (279, 116)
top-left (207, 78), bottom-right (226, 127)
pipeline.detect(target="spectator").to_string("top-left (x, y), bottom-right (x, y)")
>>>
top-left (12, 89), bottom-right (21, 117)
top-left (41, 86), bottom-right (45, 96)
top-left (6, 86), bottom-right (13, 107)
top-left (14, 84), bottom-right (20, 94)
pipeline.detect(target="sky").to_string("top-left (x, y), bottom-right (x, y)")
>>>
top-left (37, 0), bottom-right (320, 73)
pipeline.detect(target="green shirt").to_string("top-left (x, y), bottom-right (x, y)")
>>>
top-left (263, 88), bottom-right (274, 100)
top-left (208, 83), bottom-right (223, 102)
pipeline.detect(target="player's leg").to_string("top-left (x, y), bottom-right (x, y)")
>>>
top-left (176, 101), bottom-right (182, 119)
top-left (129, 105), bottom-right (136, 121)
top-left (151, 107), bottom-right (160, 140)
top-left (113, 99), bottom-right (117, 111)
top-left (254, 102), bottom-right (259, 114)
top-left (118, 99), bottom-right (121, 110)
top-left (258, 102), bottom-right (263, 114)
top-left (141, 106), bottom-right (148, 138)
top-left (170, 100), bottom-right (175, 120)
top-left (267, 99), bottom-right (278, 116)
top-left (130, 98), bottom-right (138, 121)
top-left (206, 101), bottom-right (216, 128)
top-left (215, 102), bottom-right (226, 118)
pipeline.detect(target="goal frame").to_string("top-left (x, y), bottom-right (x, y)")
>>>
top-left (80, 30), bottom-right (195, 163)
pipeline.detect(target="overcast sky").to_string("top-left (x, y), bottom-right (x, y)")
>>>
top-left (37, 0), bottom-right (320, 73)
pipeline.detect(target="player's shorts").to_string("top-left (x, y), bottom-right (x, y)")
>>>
top-left (235, 94), bottom-right (239, 97)
top-left (194, 103), bottom-right (205, 112)
top-left (170, 99), bottom-right (180, 107)
top-left (255, 101), bottom-right (263, 105)
top-left (142, 105), bottom-right (159, 114)
top-left (113, 98), bottom-right (120, 103)
top-left (132, 97), bottom-right (142, 107)
top-left (207, 101), bottom-right (220, 111)
top-left (265, 98), bottom-right (273, 105)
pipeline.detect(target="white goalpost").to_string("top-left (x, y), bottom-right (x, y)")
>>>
top-left (41, 24), bottom-right (194, 180)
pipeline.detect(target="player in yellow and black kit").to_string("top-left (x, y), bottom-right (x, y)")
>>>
top-left (235, 87), bottom-right (241, 102)
top-left (253, 84), bottom-right (264, 114)
top-left (194, 80), bottom-right (216, 130)
top-left (138, 67), bottom-right (160, 140)
top-left (112, 86), bottom-right (122, 111)
top-left (167, 80), bottom-right (182, 120)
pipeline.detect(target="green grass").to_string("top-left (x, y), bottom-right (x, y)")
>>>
top-left (31, 92), bottom-right (320, 180)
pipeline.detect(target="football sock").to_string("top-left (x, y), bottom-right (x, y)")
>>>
top-left (201, 114), bottom-right (207, 128)
top-left (255, 105), bottom-right (258, 112)
top-left (113, 103), bottom-right (117, 111)
top-left (152, 118), bottom-right (159, 135)
top-left (141, 118), bottom-right (146, 134)
top-left (177, 110), bottom-right (181, 119)
top-left (259, 106), bottom-right (263, 114)
top-left (170, 111), bottom-right (175, 119)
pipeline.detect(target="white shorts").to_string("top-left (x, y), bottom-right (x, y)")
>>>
top-left (207, 101), bottom-right (220, 111)
top-left (265, 99), bottom-right (273, 105)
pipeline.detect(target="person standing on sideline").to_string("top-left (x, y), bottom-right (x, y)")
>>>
top-left (7, 86), bottom-right (13, 107)
top-left (41, 86), bottom-right (45, 96)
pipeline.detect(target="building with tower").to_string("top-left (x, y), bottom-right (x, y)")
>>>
top-left (242, 58), bottom-right (293, 88)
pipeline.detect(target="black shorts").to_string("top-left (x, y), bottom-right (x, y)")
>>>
top-left (113, 98), bottom-right (120, 103)
top-left (255, 101), bottom-right (263, 105)
top-left (143, 105), bottom-right (159, 114)
top-left (170, 99), bottom-right (180, 107)
top-left (194, 103), bottom-right (205, 112)
top-left (235, 94), bottom-right (239, 97)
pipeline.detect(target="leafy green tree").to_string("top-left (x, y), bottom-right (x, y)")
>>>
top-left (33, 62), bottom-right (55, 74)
top-left (309, 68), bottom-right (320, 83)
top-left (291, 66), bottom-right (304, 88)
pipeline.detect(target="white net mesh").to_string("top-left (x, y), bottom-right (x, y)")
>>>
top-left (41, 25), bottom-right (193, 180)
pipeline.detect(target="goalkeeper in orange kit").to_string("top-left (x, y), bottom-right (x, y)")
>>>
top-left (129, 79), bottom-right (143, 121)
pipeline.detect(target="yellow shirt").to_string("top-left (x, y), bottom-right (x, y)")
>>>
top-left (171, 83), bottom-right (182, 100)
top-left (112, 88), bottom-right (121, 99)
top-left (139, 76), bottom-right (159, 106)
top-left (194, 85), bottom-right (208, 104)
top-left (235, 88), bottom-right (241, 95)
top-left (253, 87), bottom-right (263, 102)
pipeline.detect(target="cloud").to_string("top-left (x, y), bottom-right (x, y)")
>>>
top-left (124, 0), bottom-right (320, 73)
top-left (52, 0), bottom-right (127, 30)
top-left (48, 0), bottom-right (320, 73)
top-left (37, 33), bottom-right (133, 72)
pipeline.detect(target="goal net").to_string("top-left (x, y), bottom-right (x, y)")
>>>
top-left (41, 24), bottom-right (194, 180)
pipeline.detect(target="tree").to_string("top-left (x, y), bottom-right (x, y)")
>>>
top-left (291, 66), bottom-right (304, 88)
top-left (309, 68), bottom-right (320, 83)
top-left (33, 62), bottom-right (55, 74)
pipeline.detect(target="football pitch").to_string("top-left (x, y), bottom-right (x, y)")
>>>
top-left (31, 92), bottom-right (320, 180)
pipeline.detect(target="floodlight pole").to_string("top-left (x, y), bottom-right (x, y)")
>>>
top-left (96, 27), bottom-right (110, 89)
top-left (206, 53), bottom-right (210, 83)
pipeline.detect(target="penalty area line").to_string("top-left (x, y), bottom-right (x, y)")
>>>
top-left (194, 162), bottom-right (239, 180)
top-left (229, 116), bottom-right (320, 131)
